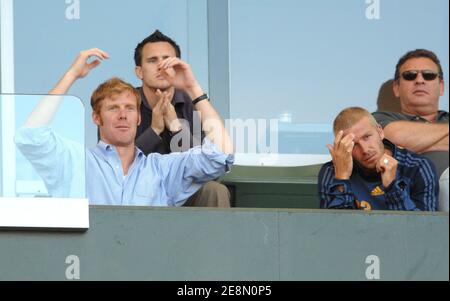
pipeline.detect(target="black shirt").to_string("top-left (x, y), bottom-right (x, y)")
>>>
top-left (135, 87), bottom-right (204, 155)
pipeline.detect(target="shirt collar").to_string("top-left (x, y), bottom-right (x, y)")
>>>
top-left (437, 110), bottom-right (449, 121)
top-left (402, 110), bottom-right (449, 123)
top-left (382, 139), bottom-right (397, 158)
top-left (97, 140), bottom-right (112, 153)
top-left (96, 140), bottom-right (144, 158)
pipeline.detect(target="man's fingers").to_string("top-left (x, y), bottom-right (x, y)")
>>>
top-left (334, 130), bottom-right (344, 149)
top-left (158, 68), bottom-right (168, 79)
top-left (326, 144), bottom-right (334, 156)
top-left (162, 93), bottom-right (172, 113)
top-left (159, 57), bottom-right (178, 70)
top-left (80, 49), bottom-right (109, 66)
top-left (345, 141), bottom-right (355, 153)
top-left (377, 155), bottom-right (395, 173)
top-left (159, 57), bottom-right (190, 73)
top-left (340, 133), bottom-right (354, 145)
top-left (375, 160), bottom-right (382, 173)
top-left (340, 133), bottom-right (355, 153)
top-left (87, 60), bottom-right (101, 70)
top-left (380, 155), bottom-right (396, 170)
top-left (161, 100), bottom-right (168, 113)
top-left (334, 131), bottom-right (355, 149)
top-left (159, 67), bottom-right (176, 80)
top-left (92, 48), bottom-right (110, 59)
top-left (85, 48), bottom-right (109, 59)
top-left (153, 91), bottom-right (172, 115)
top-left (163, 92), bottom-right (172, 105)
top-left (158, 58), bottom-right (169, 70)
top-left (89, 51), bottom-right (107, 60)
top-left (154, 92), bottom-right (163, 110)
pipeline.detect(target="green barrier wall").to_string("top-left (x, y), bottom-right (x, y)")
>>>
top-left (221, 165), bottom-right (322, 208)
top-left (0, 206), bottom-right (448, 280)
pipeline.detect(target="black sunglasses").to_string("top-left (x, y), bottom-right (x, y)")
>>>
top-left (401, 70), bottom-right (440, 81)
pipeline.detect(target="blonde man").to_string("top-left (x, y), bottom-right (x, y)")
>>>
top-left (318, 107), bottom-right (438, 211)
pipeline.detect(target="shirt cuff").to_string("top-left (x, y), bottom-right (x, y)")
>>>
top-left (384, 180), bottom-right (408, 208)
top-left (201, 137), bottom-right (234, 172)
top-left (327, 179), bottom-right (352, 195)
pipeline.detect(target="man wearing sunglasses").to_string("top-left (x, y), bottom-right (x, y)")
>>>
top-left (373, 49), bottom-right (448, 177)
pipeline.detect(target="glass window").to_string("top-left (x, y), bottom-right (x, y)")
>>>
top-left (1, 94), bottom-right (86, 198)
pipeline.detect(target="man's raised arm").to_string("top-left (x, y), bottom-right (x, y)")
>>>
top-left (158, 57), bottom-right (234, 154)
top-left (25, 48), bottom-right (109, 128)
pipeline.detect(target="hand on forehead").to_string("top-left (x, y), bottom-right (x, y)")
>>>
top-left (341, 117), bottom-right (375, 142)
top-left (342, 128), bottom-right (355, 138)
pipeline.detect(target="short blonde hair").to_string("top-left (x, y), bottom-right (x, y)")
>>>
top-left (333, 107), bottom-right (378, 135)
top-left (90, 77), bottom-right (141, 114)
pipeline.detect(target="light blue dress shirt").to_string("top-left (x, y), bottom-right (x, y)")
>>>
top-left (15, 126), bottom-right (233, 206)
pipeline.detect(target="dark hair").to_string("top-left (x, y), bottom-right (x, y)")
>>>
top-left (394, 49), bottom-right (444, 80)
top-left (134, 30), bottom-right (181, 66)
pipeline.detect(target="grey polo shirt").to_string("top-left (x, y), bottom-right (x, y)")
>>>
top-left (373, 110), bottom-right (449, 176)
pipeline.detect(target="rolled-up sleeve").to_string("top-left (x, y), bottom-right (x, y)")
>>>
top-left (318, 163), bottom-right (358, 209)
top-left (14, 126), bottom-right (85, 198)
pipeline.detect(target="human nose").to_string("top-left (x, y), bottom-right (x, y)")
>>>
top-left (157, 58), bottom-right (170, 68)
top-left (117, 108), bottom-right (127, 120)
top-left (359, 141), bottom-right (370, 155)
top-left (415, 71), bottom-right (426, 84)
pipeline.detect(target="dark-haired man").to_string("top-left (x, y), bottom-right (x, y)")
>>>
top-left (133, 30), bottom-right (231, 207)
top-left (373, 49), bottom-right (448, 176)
